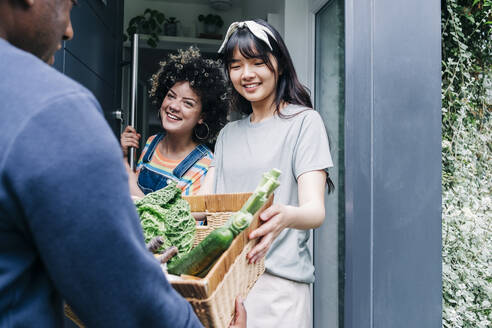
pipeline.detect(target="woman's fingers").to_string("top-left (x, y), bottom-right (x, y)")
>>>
top-left (121, 133), bottom-right (140, 142)
top-left (259, 204), bottom-right (281, 222)
top-left (121, 126), bottom-right (141, 141)
top-left (121, 138), bottom-right (140, 148)
top-left (247, 205), bottom-right (291, 263)
top-left (248, 231), bottom-right (274, 260)
top-left (123, 125), bottom-right (137, 134)
top-left (121, 142), bottom-right (139, 150)
top-left (247, 204), bottom-right (282, 239)
top-left (121, 131), bottom-right (140, 147)
top-left (249, 218), bottom-right (275, 239)
top-left (250, 250), bottom-right (268, 264)
top-left (247, 234), bottom-right (273, 263)
top-left (120, 128), bottom-right (140, 158)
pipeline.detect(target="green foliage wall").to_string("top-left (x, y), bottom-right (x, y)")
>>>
top-left (441, 0), bottom-right (491, 327)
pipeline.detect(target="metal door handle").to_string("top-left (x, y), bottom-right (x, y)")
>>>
top-left (129, 34), bottom-right (139, 170)
top-left (111, 110), bottom-right (123, 123)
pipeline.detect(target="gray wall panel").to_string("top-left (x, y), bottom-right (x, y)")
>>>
top-left (344, 0), bottom-right (373, 326)
top-left (371, 0), bottom-right (442, 327)
top-left (86, 0), bottom-right (117, 35)
top-left (55, 0), bottom-right (123, 136)
top-left (344, 0), bottom-right (442, 327)
top-left (64, 52), bottom-right (113, 112)
top-left (67, 0), bottom-right (116, 87)
top-left (53, 50), bottom-right (64, 73)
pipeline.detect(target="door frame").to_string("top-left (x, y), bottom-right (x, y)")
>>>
top-left (307, 1), bottom-right (344, 328)
top-left (305, 0), bottom-right (442, 327)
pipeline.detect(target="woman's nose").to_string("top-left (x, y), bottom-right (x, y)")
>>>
top-left (168, 101), bottom-right (180, 112)
top-left (242, 65), bottom-right (255, 80)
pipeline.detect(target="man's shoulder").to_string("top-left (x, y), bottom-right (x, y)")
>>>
top-left (19, 58), bottom-right (90, 103)
top-left (0, 39), bottom-right (93, 108)
top-left (0, 41), bottom-right (106, 163)
top-left (0, 40), bottom-right (100, 135)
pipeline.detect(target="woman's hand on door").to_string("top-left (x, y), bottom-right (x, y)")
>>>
top-left (120, 125), bottom-right (141, 158)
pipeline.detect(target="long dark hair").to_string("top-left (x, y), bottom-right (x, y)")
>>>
top-left (221, 19), bottom-right (312, 116)
top-left (221, 20), bottom-right (334, 192)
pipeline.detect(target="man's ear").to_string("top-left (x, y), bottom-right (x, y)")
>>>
top-left (24, 0), bottom-right (35, 7)
top-left (198, 118), bottom-right (204, 124)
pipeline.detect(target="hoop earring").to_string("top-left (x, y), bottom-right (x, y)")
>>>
top-left (194, 122), bottom-right (210, 140)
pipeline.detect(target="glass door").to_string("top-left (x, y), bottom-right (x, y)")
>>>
top-left (313, 0), bottom-right (345, 327)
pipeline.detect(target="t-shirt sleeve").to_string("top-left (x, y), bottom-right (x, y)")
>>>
top-left (292, 110), bottom-right (334, 179)
top-left (5, 92), bottom-right (202, 327)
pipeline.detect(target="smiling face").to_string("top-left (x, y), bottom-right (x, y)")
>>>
top-left (159, 81), bottom-right (203, 138)
top-left (228, 46), bottom-right (279, 110)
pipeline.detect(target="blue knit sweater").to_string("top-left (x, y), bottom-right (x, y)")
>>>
top-left (0, 38), bottom-right (202, 328)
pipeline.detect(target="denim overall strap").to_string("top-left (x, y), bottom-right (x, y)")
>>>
top-left (172, 144), bottom-right (209, 178)
top-left (142, 133), bottom-right (165, 163)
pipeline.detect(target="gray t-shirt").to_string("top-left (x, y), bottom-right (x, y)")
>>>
top-left (211, 104), bottom-right (333, 283)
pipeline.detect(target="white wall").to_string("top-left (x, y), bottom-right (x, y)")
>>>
top-left (123, 0), bottom-right (313, 90)
top-left (124, 0), bottom-right (288, 41)
top-left (124, 0), bottom-right (243, 37)
top-left (283, 0), bottom-right (310, 88)
top-left (240, 0), bottom-right (313, 86)
top-left (241, 0), bottom-right (285, 37)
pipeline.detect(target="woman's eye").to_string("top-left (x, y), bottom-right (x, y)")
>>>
top-left (230, 65), bottom-right (240, 70)
top-left (254, 61), bottom-right (265, 66)
top-left (184, 102), bottom-right (194, 107)
top-left (167, 93), bottom-right (175, 99)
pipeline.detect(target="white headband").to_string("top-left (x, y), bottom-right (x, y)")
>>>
top-left (218, 20), bottom-right (277, 53)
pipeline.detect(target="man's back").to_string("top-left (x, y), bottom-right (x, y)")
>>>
top-left (0, 38), bottom-right (201, 327)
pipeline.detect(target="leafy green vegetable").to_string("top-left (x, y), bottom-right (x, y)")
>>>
top-left (135, 181), bottom-right (196, 265)
top-left (135, 181), bottom-right (181, 207)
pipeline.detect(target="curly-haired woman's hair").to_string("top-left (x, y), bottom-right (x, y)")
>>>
top-left (149, 46), bottom-right (229, 147)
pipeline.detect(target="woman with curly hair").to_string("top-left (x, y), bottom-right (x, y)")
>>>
top-left (121, 46), bottom-right (229, 196)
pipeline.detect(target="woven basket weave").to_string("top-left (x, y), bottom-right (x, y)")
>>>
top-left (65, 192), bottom-right (269, 328)
top-left (173, 193), bottom-right (269, 327)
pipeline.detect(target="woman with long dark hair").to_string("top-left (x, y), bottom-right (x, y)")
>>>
top-left (200, 20), bottom-right (334, 327)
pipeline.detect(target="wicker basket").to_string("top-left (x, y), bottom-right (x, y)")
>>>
top-left (65, 192), bottom-right (269, 328)
top-left (171, 193), bottom-right (270, 327)
top-left (190, 193), bottom-right (253, 247)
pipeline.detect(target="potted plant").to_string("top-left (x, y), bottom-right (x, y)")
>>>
top-left (198, 14), bottom-right (224, 34)
top-left (124, 9), bottom-right (166, 48)
top-left (164, 17), bottom-right (180, 36)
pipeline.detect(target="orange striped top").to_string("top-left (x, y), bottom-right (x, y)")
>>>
top-left (136, 135), bottom-right (213, 195)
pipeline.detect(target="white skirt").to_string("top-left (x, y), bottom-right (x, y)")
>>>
top-left (244, 272), bottom-right (312, 328)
